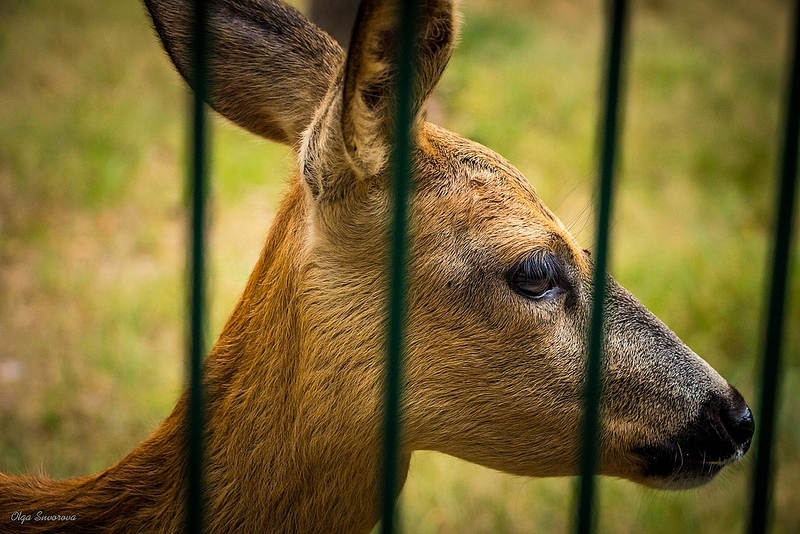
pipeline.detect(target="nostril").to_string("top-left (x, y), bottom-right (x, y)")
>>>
top-left (713, 385), bottom-right (755, 453)
top-left (726, 405), bottom-right (755, 450)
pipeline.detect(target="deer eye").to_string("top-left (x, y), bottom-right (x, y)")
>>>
top-left (507, 253), bottom-right (564, 301)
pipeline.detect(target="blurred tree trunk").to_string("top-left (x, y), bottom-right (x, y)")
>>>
top-left (308, 0), bottom-right (360, 49)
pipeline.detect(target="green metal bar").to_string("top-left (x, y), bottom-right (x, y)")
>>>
top-left (381, 1), bottom-right (419, 533)
top-left (575, 0), bottom-right (628, 533)
top-left (187, 0), bottom-right (209, 532)
top-left (748, 1), bottom-right (800, 532)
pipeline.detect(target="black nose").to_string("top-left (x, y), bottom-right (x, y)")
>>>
top-left (719, 391), bottom-right (755, 453)
top-left (633, 386), bottom-right (755, 484)
top-left (698, 386), bottom-right (755, 462)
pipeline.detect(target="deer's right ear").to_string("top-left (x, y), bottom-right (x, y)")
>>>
top-left (302, 0), bottom-right (458, 197)
top-left (343, 0), bottom-right (457, 176)
top-left (144, 0), bottom-right (344, 147)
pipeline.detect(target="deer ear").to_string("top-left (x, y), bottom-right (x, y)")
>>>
top-left (340, 0), bottom-right (458, 178)
top-left (144, 0), bottom-right (344, 147)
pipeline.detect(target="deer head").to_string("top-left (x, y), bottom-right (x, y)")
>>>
top-left (144, 0), bottom-right (753, 515)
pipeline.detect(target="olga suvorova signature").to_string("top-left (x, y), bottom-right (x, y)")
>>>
top-left (10, 511), bottom-right (77, 524)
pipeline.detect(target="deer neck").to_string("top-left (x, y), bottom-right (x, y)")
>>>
top-left (0, 180), bottom-right (406, 534)
top-left (200, 179), bottom-right (406, 532)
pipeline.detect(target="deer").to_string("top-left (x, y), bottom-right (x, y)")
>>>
top-left (0, 0), bottom-right (755, 532)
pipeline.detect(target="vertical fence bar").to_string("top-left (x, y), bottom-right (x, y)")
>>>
top-left (381, 1), bottom-right (419, 534)
top-left (748, 1), bottom-right (800, 532)
top-left (187, 0), bottom-right (209, 532)
top-left (574, 0), bottom-right (628, 533)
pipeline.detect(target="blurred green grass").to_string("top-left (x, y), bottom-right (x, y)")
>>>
top-left (0, 0), bottom-right (798, 532)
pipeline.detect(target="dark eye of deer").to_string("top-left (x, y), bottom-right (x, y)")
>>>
top-left (508, 255), bottom-right (563, 301)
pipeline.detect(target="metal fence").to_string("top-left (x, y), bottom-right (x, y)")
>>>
top-left (183, 0), bottom-right (800, 532)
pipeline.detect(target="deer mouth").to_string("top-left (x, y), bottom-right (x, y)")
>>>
top-left (633, 439), bottom-right (747, 489)
top-left (632, 388), bottom-right (754, 489)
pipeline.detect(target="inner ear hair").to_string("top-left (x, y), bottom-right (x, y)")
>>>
top-left (339, 0), bottom-right (459, 179)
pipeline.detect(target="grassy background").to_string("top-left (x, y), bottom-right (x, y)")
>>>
top-left (0, 0), bottom-right (798, 532)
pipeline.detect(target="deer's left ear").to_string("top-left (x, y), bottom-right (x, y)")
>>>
top-left (340, 0), bottom-right (458, 179)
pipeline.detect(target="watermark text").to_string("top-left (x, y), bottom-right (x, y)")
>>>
top-left (10, 511), bottom-right (77, 524)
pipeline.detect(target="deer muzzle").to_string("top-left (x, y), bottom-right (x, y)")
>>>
top-left (633, 385), bottom-right (754, 489)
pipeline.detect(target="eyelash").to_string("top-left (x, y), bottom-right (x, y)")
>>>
top-left (507, 253), bottom-right (565, 301)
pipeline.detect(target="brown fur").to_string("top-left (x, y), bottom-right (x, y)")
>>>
top-left (0, 0), bottom-right (752, 532)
